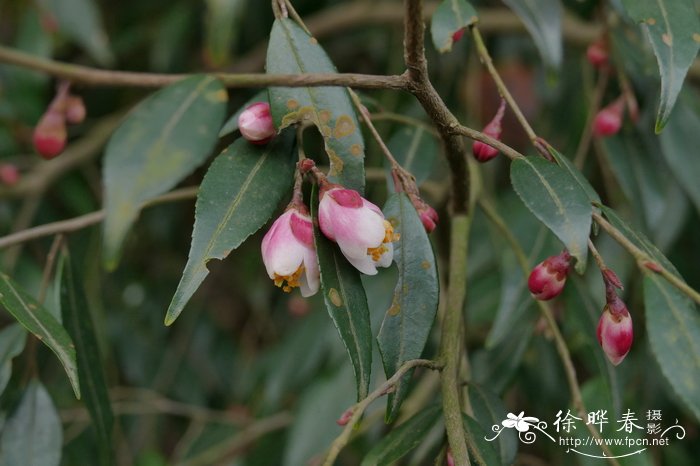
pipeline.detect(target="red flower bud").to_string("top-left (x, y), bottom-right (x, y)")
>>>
top-left (586, 40), bottom-right (608, 68)
top-left (597, 301), bottom-right (633, 366)
top-left (452, 28), bottom-right (465, 44)
top-left (418, 204), bottom-right (439, 233)
top-left (473, 99), bottom-right (506, 162)
top-left (528, 250), bottom-right (571, 300)
top-left (238, 102), bottom-right (275, 145)
top-left (336, 408), bottom-right (354, 426)
top-left (65, 96), bottom-right (86, 124)
top-left (0, 164), bottom-right (20, 186)
top-left (33, 111), bottom-right (67, 159)
top-left (593, 98), bottom-right (624, 137)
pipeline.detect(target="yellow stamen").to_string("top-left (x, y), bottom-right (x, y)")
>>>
top-left (273, 265), bottom-right (305, 292)
top-left (366, 221), bottom-right (400, 261)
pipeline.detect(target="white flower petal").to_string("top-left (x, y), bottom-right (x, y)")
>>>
top-left (343, 251), bottom-right (378, 275)
top-left (376, 241), bottom-right (393, 268)
top-left (300, 247), bottom-right (320, 297)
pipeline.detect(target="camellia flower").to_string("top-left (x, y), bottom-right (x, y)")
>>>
top-left (528, 250), bottom-right (571, 300)
top-left (261, 207), bottom-right (319, 297)
top-left (238, 102), bottom-right (275, 145)
top-left (318, 187), bottom-right (397, 275)
top-left (597, 298), bottom-right (633, 366)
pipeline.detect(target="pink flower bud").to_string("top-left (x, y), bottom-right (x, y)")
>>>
top-left (261, 207), bottom-right (319, 297)
top-left (319, 187), bottom-right (398, 275)
top-left (0, 164), bottom-right (20, 186)
top-left (446, 449), bottom-right (455, 466)
top-left (238, 102), bottom-right (275, 145)
top-left (33, 111), bottom-right (67, 159)
top-left (528, 250), bottom-right (571, 300)
top-left (593, 98), bottom-right (624, 137)
top-left (418, 204), bottom-right (439, 233)
top-left (586, 40), bottom-right (608, 68)
top-left (473, 99), bottom-right (506, 162)
top-left (597, 302), bottom-right (633, 366)
top-left (336, 408), bottom-right (354, 426)
top-left (452, 28), bottom-right (465, 44)
top-left (65, 96), bottom-right (86, 124)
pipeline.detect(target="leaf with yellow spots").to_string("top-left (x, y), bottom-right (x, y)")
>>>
top-left (621, 0), bottom-right (700, 132)
top-left (102, 75), bottom-right (227, 269)
top-left (378, 193), bottom-right (439, 422)
top-left (311, 186), bottom-right (372, 400)
top-left (266, 18), bottom-right (365, 193)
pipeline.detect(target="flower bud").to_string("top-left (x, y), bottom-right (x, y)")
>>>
top-left (0, 164), bottom-right (20, 186)
top-left (528, 250), bottom-right (571, 300)
top-left (33, 111), bottom-right (67, 159)
top-left (593, 98), bottom-right (624, 137)
top-left (452, 28), bottom-right (465, 44)
top-left (65, 96), bottom-right (86, 124)
top-left (319, 186), bottom-right (398, 275)
top-left (597, 301), bottom-right (633, 366)
top-left (238, 102), bottom-right (275, 145)
top-left (336, 408), bottom-right (354, 426)
top-left (586, 40), bottom-right (608, 68)
top-left (446, 449), bottom-right (455, 466)
top-left (473, 99), bottom-right (506, 162)
top-left (418, 204), bottom-right (439, 233)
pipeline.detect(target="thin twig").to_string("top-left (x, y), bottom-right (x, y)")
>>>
top-left (0, 187), bottom-right (198, 249)
top-left (322, 358), bottom-right (442, 466)
top-left (37, 234), bottom-right (64, 304)
top-left (453, 124), bottom-right (525, 161)
top-left (479, 198), bottom-right (621, 466)
top-left (470, 26), bottom-right (537, 143)
top-left (348, 89), bottom-right (401, 168)
top-left (593, 213), bottom-right (700, 306)
top-left (574, 69), bottom-right (609, 169)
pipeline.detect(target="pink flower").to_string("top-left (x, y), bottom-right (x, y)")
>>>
top-left (597, 301), bottom-right (633, 366)
top-left (238, 102), bottom-right (275, 145)
top-left (593, 98), bottom-right (624, 137)
top-left (528, 250), bottom-right (571, 300)
top-left (318, 187), bottom-right (397, 275)
top-left (261, 207), bottom-right (319, 297)
top-left (473, 98), bottom-right (506, 162)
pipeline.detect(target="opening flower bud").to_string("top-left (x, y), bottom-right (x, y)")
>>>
top-left (238, 102), bottom-right (275, 145)
top-left (418, 204), bottom-right (439, 233)
top-left (528, 250), bottom-right (571, 300)
top-left (597, 302), bottom-right (633, 366)
top-left (593, 98), bottom-right (624, 137)
top-left (319, 187), bottom-right (398, 275)
top-left (586, 40), bottom-right (608, 68)
top-left (0, 164), bottom-right (20, 186)
top-left (33, 111), bottom-right (67, 159)
top-left (473, 99), bottom-right (506, 162)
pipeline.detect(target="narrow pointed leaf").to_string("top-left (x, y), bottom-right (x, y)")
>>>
top-left (620, 0), bottom-right (700, 131)
top-left (386, 126), bottom-right (438, 186)
top-left (311, 186), bottom-right (372, 400)
top-left (510, 156), bottom-right (592, 273)
top-left (267, 18), bottom-right (365, 192)
top-left (60, 249), bottom-right (114, 464)
top-left (0, 381), bottom-right (62, 466)
top-left (430, 0), bottom-right (479, 53)
top-left (462, 414), bottom-right (501, 466)
top-left (644, 273), bottom-right (700, 421)
top-left (0, 273), bottom-right (80, 398)
top-left (166, 131), bottom-right (296, 325)
top-left (468, 384), bottom-right (518, 465)
top-left (361, 404), bottom-right (441, 466)
top-left (502, 0), bottom-right (562, 69)
top-left (0, 324), bottom-right (27, 396)
top-left (378, 193), bottom-right (439, 422)
top-left (103, 75), bottom-right (227, 269)
top-left (547, 146), bottom-right (601, 207)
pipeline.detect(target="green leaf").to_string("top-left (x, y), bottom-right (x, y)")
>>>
top-left (386, 125), bottom-right (438, 186)
top-left (378, 193), bottom-right (439, 421)
top-left (361, 404), bottom-right (441, 466)
top-left (102, 75), bottom-right (227, 269)
top-left (510, 156), bottom-right (592, 273)
top-left (659, 96), bottom-right (700, 213)
top-left (467, 384), bottom-right (518, 466)
top-left (0, 273), bottom-right (80, 398)
top-left (462, 414), bottom-right (501, 466)
top-left (620, 0), bottom-right (700, 131)
top-left (0, 381), bottom-right (62, 466)
top-left (0, 324), bottom-right (27, 396)
top-left (203, 0), bottom-right (246, 68)
top-left (311, 186), bottom-right (372, 400)
top-left (502, 0), bottom-right (562, 69)
top-left (219, 90), bottom-right (269, 137)
top-left (430, 0), bottom-right (479, 53)
top-left (547, 146), bottom-right (601, 207)
top-left (37, 0), bottom-right (114, 66)
top-left (165, 131), bottom-right (296, 325)
top-left (267, 18), bottom-right (365, 193)
top-left (644, 273), bottom-right (700, 421)
top-left (60, 249), bottom-right (114, 464)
